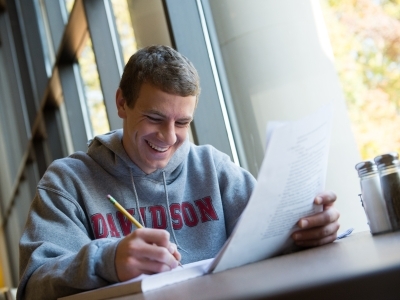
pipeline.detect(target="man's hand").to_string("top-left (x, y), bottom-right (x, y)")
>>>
top-left (291, 191), bottom-right (340, 247)
top-left (115, 228), bottom-right (181, 281)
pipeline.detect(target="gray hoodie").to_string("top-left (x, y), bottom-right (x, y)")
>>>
top-left (17, 129), bottom-right (256, 300)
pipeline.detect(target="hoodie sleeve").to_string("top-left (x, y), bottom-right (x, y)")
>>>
top-left (17, 188), bottom-right (120, 300)
top-left (214, 149), bottom-right (257, 236)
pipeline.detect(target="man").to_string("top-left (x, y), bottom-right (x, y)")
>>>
top-left (17, 45), bottom-right (340, 300)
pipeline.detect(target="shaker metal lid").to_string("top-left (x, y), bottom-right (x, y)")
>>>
top-left (374, 152), bottom-right (400, 170)
top-left (355, 160), bottom-right (377, 176)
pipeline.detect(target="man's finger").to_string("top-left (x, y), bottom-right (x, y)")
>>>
top-left (298, 207), bottom-right (340, 229)
top-left (135, 228), bottom-right (171, 248)
top-left (293, 221), bottom-right (340, 242)
top-left (314, 191), bottom-right (337, 205)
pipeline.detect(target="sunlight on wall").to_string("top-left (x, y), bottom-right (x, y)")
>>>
top-left (0, 260), bottom-right (4, 287)
top-left (64, 0), bottom-right (74, 13)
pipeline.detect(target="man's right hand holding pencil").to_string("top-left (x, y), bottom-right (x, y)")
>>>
top-left (115, 228), bottom-right (182, 281)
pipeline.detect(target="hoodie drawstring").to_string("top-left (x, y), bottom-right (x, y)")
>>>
top-left (129, 168), bottom-right (188, 253)
top-left (162, 171), bottom-right (188, 253)
top-left (130, 169), bottom-right (145, 226)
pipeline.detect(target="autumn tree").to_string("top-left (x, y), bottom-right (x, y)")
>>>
top-left (321, 0), bottom-right (400, 159)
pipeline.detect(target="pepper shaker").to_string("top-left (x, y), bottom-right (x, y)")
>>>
top-left (355, 160), bottom-right (392, 234)
top-left (374, 152), bottom-right (400, 231)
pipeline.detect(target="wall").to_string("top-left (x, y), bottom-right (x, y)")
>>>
top-left (208, 0), bottom-right (368, 232)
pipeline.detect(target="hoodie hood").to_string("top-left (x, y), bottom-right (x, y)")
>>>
top-left (87, 129), bottom-right (190, 182)
top-left (86, 129), bottom-right (191, 251)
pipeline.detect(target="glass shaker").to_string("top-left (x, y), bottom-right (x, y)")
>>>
top-left (355, 160), bottom-right (392, 234)
top-left (374, 152), bottom-right (400, 231)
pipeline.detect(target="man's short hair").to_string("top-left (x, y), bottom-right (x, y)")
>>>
top-left (119, 45), bottom-right (201, 108)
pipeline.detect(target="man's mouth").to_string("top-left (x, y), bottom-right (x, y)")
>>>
top-left (147, 141), bottom-right (168, 152)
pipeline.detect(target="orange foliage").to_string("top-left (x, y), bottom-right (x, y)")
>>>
top-left (322, 0), bottom-right (400, 160)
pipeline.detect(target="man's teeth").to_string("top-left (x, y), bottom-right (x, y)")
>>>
top-left (148, 141), bottom-right (168, 152)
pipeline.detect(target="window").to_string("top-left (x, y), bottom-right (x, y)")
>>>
top-left (78, 38), bottom-right (110, 137)
top-left (111, 0), bottom-right (137, 63)
top-left (321, 0), bottom-right (400, 160)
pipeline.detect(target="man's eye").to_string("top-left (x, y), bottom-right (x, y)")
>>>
top-left (176, 121), bottom-right (190, 127)
top-left (147, 116), bottom-right (161, 122)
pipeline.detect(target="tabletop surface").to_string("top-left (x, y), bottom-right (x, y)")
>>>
top-left (105, 230), bottom-right (400, 300)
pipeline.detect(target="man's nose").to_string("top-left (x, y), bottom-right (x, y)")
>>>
top-left (159, 122), bottom-right (177, 145)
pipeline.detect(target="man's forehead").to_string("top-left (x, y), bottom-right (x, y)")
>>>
top-left (135, 97), bottom-right (195, 119)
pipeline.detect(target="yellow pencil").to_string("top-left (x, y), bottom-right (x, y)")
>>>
top-left (107, 194), bottom-right (183, 268)
top-left (107, 194), bottom-right (143, 228)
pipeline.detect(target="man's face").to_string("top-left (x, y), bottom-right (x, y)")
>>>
top-left (117, 83), bottom-right (196, 174)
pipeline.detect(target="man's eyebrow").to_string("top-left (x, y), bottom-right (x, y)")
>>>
top-left (178, 116), bottom-right (194, 122)
top-left (144, 109), bottom-right (164, 116)
top-left (145, 109), bottom-right (193, 121)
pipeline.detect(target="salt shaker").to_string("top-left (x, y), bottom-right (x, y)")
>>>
top-left (374, 152), bottom-right (400, 231)
top-left (355, 160), bottom-right (392, 234)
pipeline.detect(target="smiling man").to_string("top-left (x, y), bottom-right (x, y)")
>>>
top-left (117, 82), bottom-right (196, 174)
top-left (17, 45), bottom-right (340, 300)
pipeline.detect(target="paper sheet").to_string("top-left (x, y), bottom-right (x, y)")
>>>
top-left (101, 258), bottom-right (213, 292)
top-left (141, 259), bottom-right (213, 292)
top-left (209, 104), bottom-right (333, 273)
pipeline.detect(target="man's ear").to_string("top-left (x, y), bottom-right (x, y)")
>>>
top-left (116, 88), bottom-right (127, 119)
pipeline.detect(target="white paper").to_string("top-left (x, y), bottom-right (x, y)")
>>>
top-left (141, 258), bottom-right (213, 292)
top-left (209, 104), bottom-right (333, 273)
top-left (104, 258), bottom-right (213, 292)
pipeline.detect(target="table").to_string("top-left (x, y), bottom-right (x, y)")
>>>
top-left (110, 231), bottom-right (400, 300)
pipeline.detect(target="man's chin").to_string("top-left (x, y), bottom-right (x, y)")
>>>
top-left (146, 161), bottom-right (170, 173)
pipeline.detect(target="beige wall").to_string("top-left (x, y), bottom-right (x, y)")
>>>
top-left (208, 0), bottom-right (368, 233)
top-left (127, 0), bottom-right (171, 49)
